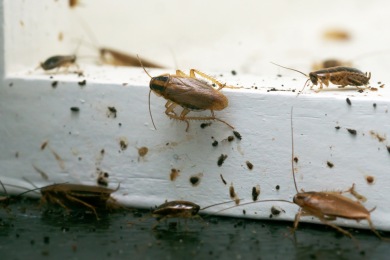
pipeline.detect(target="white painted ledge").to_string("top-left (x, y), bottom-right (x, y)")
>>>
top-left (1, 0), bottom-right (390, 232)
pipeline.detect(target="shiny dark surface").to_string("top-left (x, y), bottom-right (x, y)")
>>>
top-left (0, 198), bottom-right (389, 259)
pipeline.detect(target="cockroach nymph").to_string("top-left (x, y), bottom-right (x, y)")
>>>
top-left (138, 56), bottom-right (234, 131)
top-left (40, 55), bottom-right (78, 72)
top-left (271, 62), bottom-right (371, 94)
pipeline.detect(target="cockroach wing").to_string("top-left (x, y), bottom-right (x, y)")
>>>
top-left (163, 77), bottom-right (228, 111)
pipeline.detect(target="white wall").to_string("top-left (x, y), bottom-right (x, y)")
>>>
top-left (1, 0), bottom-right (390, 231)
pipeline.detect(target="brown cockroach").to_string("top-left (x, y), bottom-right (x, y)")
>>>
top-left (271, 62), bottom-right (371, 94)
top-left (99, 48), bottom-right (164, 68)
top-left (221, 107), bottom-right (388, 241)
top-left (39, 55), bottom-right (79, 72)
top-left (138, 56), bottom-right (234, 131)
top-left (40, 183), bottom-right (119, 219)
top-left (151, 199), bottom-right (237, 229)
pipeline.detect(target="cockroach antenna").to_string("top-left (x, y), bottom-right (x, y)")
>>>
top-left (271, 62), bottom-right (311, 96)
top-left (137, 55), bottom-right (157, 130)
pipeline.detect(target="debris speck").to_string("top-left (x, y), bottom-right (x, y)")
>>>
top-left (107, 106), bottom-right (117, 118)
top-left (170, 168), bottom-right (180, 181)
top-left (366, 175), bottom-right (374, 184)
top-left (200, 122), bottom-right (212, 129)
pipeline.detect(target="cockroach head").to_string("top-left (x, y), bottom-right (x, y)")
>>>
top-left (149, 76), bottom-right (169, 95)
top-left (293, 192), bottom-right (312, 206)
top-left (192, 204), bottom-right (201, 215)
top-left (309, 72), bottom-right (319, 85)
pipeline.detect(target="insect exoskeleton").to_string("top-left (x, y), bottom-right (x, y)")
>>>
top-left (151, 199), bottom-right (236, 229)
top-left (40, 183), bottom-right (119, 219)
top-left (138, 56), bottom-right (234, 131)
top-left (220, 107), bottom-right (388, 241)
top-left (272, 62), bottom-right (371, 94)
top-left (99, 48), bottom-right (164, 68)
top-left (39, 55), bottom-right (80, 74)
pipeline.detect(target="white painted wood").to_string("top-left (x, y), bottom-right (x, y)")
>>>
top-left (1, 0), bottom-right (390, 232)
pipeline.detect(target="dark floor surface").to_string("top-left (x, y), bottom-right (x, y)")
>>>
top-left (0, 198), bottom-right (389, 260)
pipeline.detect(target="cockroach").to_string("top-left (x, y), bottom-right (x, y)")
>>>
top-left (39, 55), bottom-right (78, 72)
top-left (99, 48), bottom-right (164, 68)
top-left (78, 22), bottom-right (164, 68)
top-left (151, 199), bottom-right (237, 229)
top-left (221, 107), bottom-right (388, 241)
top-left (40, 183), bottom-right (119, 220)
top-left (138, 56), bottom-right (234, 131)
top-left (271, 62), bottom-right (371, 94)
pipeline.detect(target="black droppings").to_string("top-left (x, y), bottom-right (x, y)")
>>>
top-left (227, 136), bottom-right (234, 142)
top-left (327, 161), bottom-right (334, 168)
top-left (335, 126), bottom-right (341, 130)
top-left (212, 140), bottom-right (218, 147)
top-left (246, 161), bottom-right (253, 170)
top-left (51, 81), bottom-right (58, 88)
top-left (346, 98), bottom-right (351, 105)
top-left (275, 185), bottom-right (280, 190)
top-left (217, 154), bottom-right (228, 166)
top-left (189, 176), bottom-right (200, 186)
top-left (233, 130), bottom-right (242, 140)
top-left (78, 79), bottom-right (87, 86)
top-left (347, 128), bottom-right (357, 135)
top-left (231, 70), bottom-right (237, 76)
top-left (200, 122), bottom-right (212, 129)
top-left (70, 107), bottom-right (80, 112)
